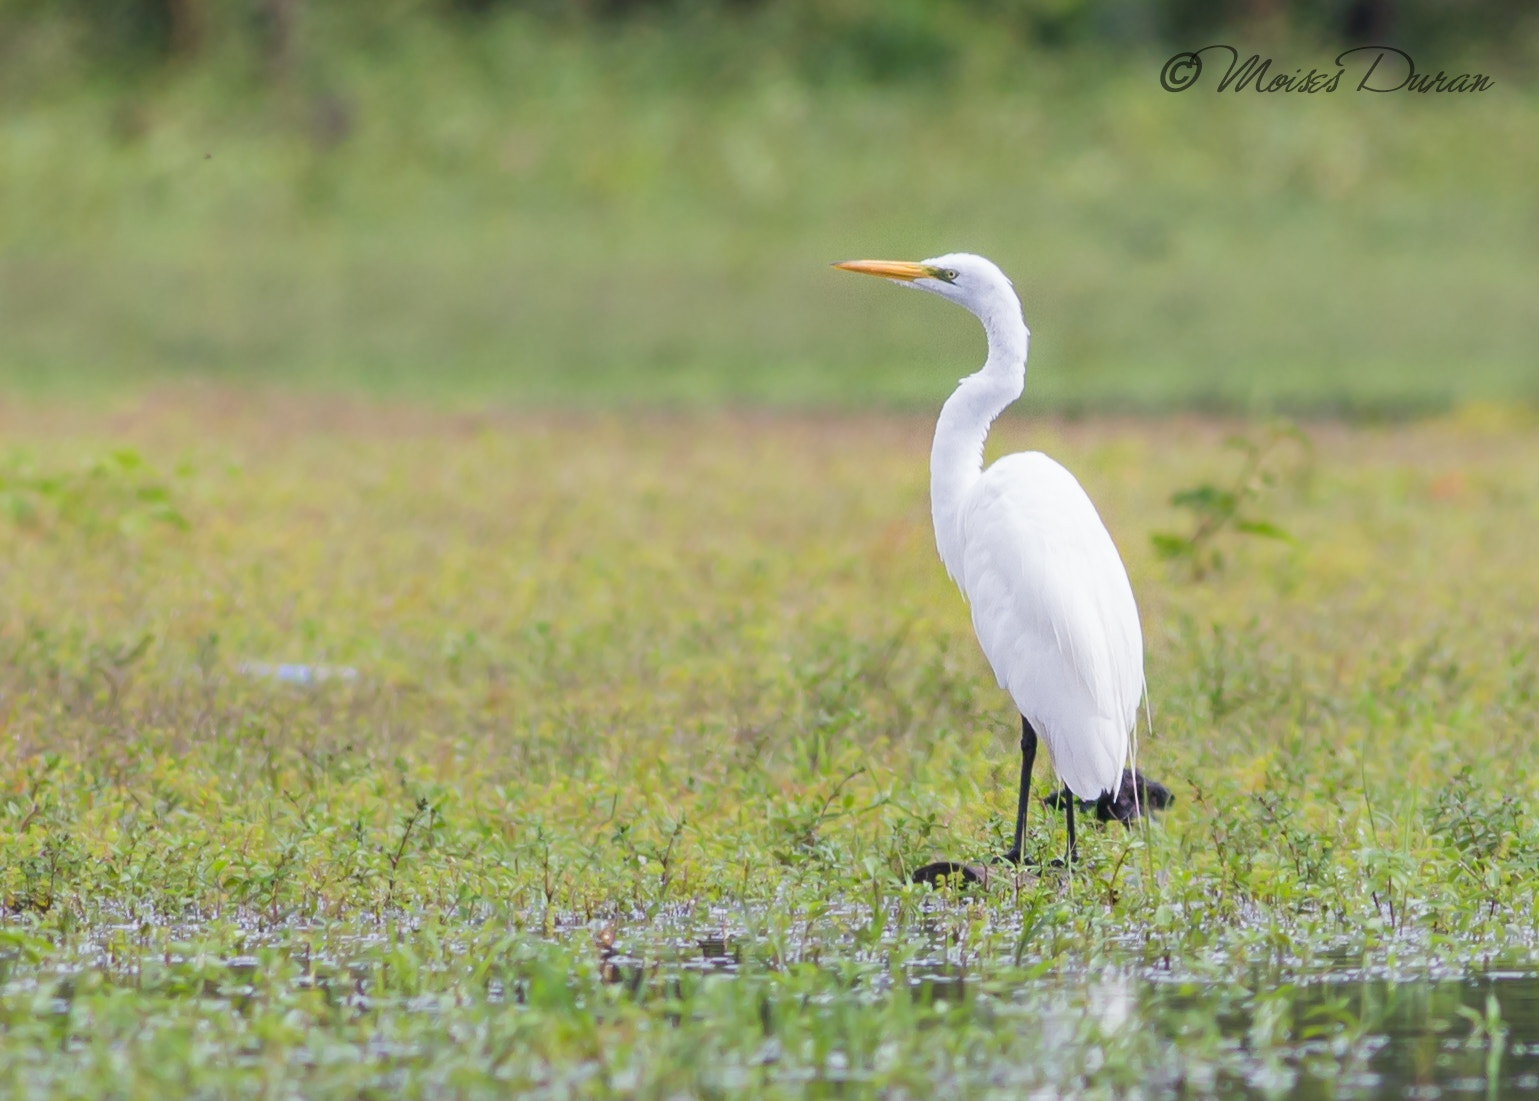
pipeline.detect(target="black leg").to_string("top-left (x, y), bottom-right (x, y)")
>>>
top-left (1064, 795), bottom-right (1078, 865)
top-left (1000, 717), bottom-right (1037, 865)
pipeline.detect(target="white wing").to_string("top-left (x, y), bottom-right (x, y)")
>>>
top-left (956, 451), bottom-right (1143, 800)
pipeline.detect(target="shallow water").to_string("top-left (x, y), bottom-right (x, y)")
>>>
top-left (12, 903), bottom-right (1539, 1097)
top-left (909, 966), bottom-right (1539, 1098)
top-left (586, 900), bottom-right (1539, 1097)
top-left (1284, 973), bottom-right (1539, 1099)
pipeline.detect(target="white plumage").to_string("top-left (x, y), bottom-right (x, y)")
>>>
top-left (835, 252), bottom-right (1144, 858)
top-left (960, 451), bottom-right (1142, 799)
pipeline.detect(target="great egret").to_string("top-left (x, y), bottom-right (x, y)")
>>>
top-left (834, 253), bottom-right (1165, 869)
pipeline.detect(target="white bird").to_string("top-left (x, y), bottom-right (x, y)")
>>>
top-left (835, 253), bottom-right (1157, 866)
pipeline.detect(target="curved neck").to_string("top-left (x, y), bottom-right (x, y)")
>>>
top-left (931, 298), bottom-right (1029, 583)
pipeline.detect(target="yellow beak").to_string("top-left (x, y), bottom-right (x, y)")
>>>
top-left (832, 259), bottom-right (935, 282)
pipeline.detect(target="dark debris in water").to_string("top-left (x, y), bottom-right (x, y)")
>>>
top-left (910, 771), bottom-right (1172, 887)
top-left (910, 861), bottom-right (992, 889)
top-left (909, 861), bottom-right (1038, 890)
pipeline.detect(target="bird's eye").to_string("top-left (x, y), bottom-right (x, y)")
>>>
top-left (942, 269), bottom-right (959, 282)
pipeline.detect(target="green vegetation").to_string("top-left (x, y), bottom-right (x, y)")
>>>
top-left (1151, 420), bottom-right (1311, 579)
top-left (2, 397), bottom-right (1537, 1094)
top-left (3, 3), bottom-right (1538, 1093)
top-left (2, 5), bottom-right (1537, 412)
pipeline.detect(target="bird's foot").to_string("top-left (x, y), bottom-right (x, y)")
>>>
top-left (991, 849), bottom-right (1023, 867)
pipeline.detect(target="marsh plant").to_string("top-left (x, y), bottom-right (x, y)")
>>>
top-left (1151, 420), bottom-right (1313, 580)
top-left (0, 400), bottom-right (1536, 1096)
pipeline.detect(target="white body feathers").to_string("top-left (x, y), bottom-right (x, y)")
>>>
top-left (914, 253), bottom-right (1143, 801)
top-left (952, 452), bottom-right (1142, 798)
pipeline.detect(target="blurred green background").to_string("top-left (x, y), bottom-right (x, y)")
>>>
top-left (2, 0), bottom-right (1535, 413)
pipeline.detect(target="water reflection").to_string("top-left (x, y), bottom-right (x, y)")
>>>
top-left (907, 967), bottom-right (1539, 1097)
top-left (13, 904), bottom-right (1539, 1096)
top-left (598, 909), bottom-right (1539, 1097)
top-left (1122, 970), bottom-right (1539, 1098)
top-left (1284, 974), bottom-right (1539, 1099)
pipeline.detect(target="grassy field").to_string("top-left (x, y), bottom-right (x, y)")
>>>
top-left (2, 392), bottom-right (1537, 1095)
top-left (2, 14), bottom-right (1538, 412)
top-left (4, 10), bottom-right (1539, 1094)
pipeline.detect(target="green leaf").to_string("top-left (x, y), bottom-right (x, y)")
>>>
top-left (1170, 485), bottom-right (1237, 515)
top-left (1234, 519), bottom-right (1292, 541)
top-left (109, 447), bottom-right (145, 471)
top-left (1150, 533), bottom-right (1191, 560)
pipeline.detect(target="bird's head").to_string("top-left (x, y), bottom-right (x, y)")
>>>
top-left (832, 252), bottom-right (1017, 318)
